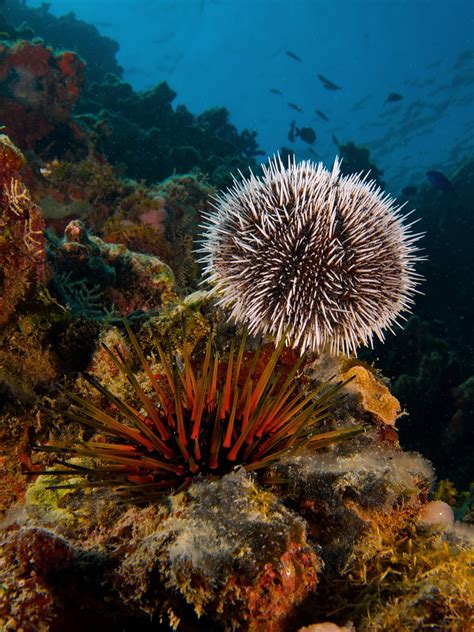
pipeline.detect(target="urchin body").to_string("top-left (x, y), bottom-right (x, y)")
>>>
top-left (200, 156), bottom-right (422, 355)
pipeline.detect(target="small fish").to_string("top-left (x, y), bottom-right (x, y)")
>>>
top-left (288, 102), bottom-right (303, 112)
top-left (426, 170), bottom-right (454, 191)
top-left (331, 134), bottom-right (340, 147)
top-left (307, 147), bottom-right (318, 158)
top-left (295, 126), bottom-right (316, 144)
top-left (288, 121), bottom-right (296, 143)
top-left (315, 109), bottom-right (329, 121)
top-left (270, 88), bottom-right (283, 95)
top-left (317, 74), bottom-right (341, 90)
top-left (285, 50), bottom-right (302, 62)
top-left (385, 92), bottom-right (403, 103)
top-left (402, 185), bottom-right (417, 197)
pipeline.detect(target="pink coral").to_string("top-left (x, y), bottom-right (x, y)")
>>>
top-left (139, 206), bottom-right (167, 234)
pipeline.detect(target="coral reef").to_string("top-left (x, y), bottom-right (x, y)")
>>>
top-left (2, 392), bottom-right (472, 631)
top-left (49, 219), bottom-right (176, 319)
top-left (331, 516), bottom-right (474, 630)
top-left (3, 0), bottom-right (122, 83)
top-left (0, 471), bottom-right (321, 631)
top-left (0, 2), bottom-right (472, 624)
top-left (38, 156), bottom-right (131, 234)
top-left (0, 135), bottom-right (59, 407)
top-left (265, 444), bottom-right (474, 631)
top-left (77, 79), bottom-right (263, 185)
top-left (334, 140), bottom-right (384, 189)
top-left (1, 525), bottom-right (78, 630)
top-left (0, 136), bottom-right (47, 326)
top-left (368, 315), bottom-right (471, 486)
top-left (101, 173), bottom-right (214, 292)
top-left (109, 471), bottom-right (320, 631)
top-left (268, 444), bottom-right (434, 574)
top-left (1, 292), bottom-right (472, 630)
top-left (1, 6), bottom-right (262, 189)
top-left (0, 40), bottom-right (84, 156)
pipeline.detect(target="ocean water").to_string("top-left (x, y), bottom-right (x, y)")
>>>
top-left (31, 0), bottom-right (474, 194)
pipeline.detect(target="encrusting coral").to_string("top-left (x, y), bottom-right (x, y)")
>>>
top-left (0, 40), bottom-right (84, 154)
top-left (49, 219), bottom-right (176, 318)
top-left (267, 444), bottom-right (473, 631)
top-left (336, 513), bottom-right (474, 630)
top-left (0, 135), bottom-right (47, 327)
top-left (339, 364), bottom-right (401, 426)
top-left (109, 471), bottom-right (321, 632)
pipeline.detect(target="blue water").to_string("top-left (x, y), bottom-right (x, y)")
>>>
top-left (31, 0), bottom-right (474, 193)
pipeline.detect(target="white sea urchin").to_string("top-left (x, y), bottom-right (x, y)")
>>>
top-left (200, 155), bottom-right (423, 355)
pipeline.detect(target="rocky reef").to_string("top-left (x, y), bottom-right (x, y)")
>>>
top-left (1, 354), bottom-right (472, 630)
top-left (0, 249), bottom-right (472, 630)
top-left (0, 4), bottom-right (473, 630)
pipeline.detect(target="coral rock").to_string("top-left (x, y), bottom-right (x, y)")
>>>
top-left (0, 41), bottom-right (84, 152)
top-left (0, 137), bottom-right (47, 326)
top-left (0, 133), bottom-right (25, 181)
top-left (270, 445), bottom-right (434, 574)
top-left (0, 526), bottom-right (75, 631)
top-left (110, 470), bottom-right (320, 631)
top-left (50, 219), bottom-right (176, 317)
top-left (341, 364), bottom-right (401, 425)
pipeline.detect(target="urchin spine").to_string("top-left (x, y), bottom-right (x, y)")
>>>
top-left (199, 155), bottom-right (423, 355)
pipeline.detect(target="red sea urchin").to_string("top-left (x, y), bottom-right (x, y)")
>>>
top-left (200, 156), bottom-right (423, 355)
top-left (35, 324), bottom-right (356, 501)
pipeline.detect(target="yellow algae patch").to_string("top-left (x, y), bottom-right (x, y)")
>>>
top-left (341, 365), bottom-right (400, 426)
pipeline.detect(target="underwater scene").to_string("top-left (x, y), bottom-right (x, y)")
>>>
top-left (0, 0), bottom-right (473, 630)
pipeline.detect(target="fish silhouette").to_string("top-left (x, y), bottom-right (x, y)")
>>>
top-left (317, 74), bottom-right (341, 90)
top-left (296, 126), bottom-right (316, 144)
top-left (288, 121), bottom-right (296, 143)
top-left (385, 92), bottom-right (403, 103)
top-left (288, 102), bottom-right (303, 112)
top-left (288, 122), bottom-right (316, 144)
top-left (426, 170), bottom-right (454, 191)
top-left (285, 50), bottom-right (302, 62)
top-left (315, 109), bottom-right (329, 121)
